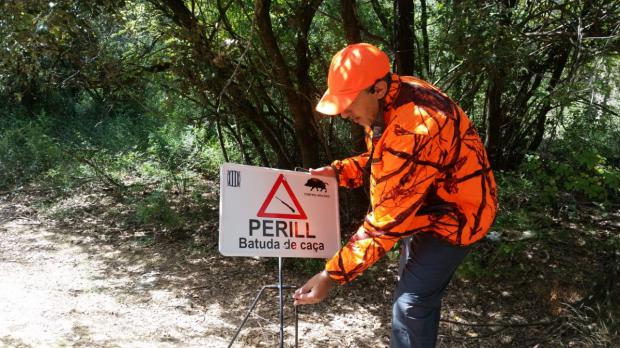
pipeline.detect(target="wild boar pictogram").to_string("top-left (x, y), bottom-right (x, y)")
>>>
top-left (305, 178), bottom-right (328, 192)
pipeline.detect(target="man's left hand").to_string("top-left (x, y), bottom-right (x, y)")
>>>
top-left (293, 270), bottom-right (335, 305)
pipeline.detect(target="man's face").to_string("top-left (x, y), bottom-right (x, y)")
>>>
top-left (340, 81), bottom-right (386, 127)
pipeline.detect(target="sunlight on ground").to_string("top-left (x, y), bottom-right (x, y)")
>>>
top-left (0, 217), bottom-right (231, 347)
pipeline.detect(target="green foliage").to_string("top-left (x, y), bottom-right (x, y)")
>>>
top-left (493, 92), bottom-right (620, 220)
top-left (521, 147), bottom-right (619, 204)
top-left (134, 190), bottom-right (181, 229)
top-left (456, 253), bottom-right (489, 280)
top-left (492, 149), bottom-right (619, 235)
top-left (458, 240), bottom-right (531, 281)
top-left (147, 123), bottom-right (196, 173)
top-left (197, 138), bottom-right (227, 177)
top-left (138, 122), bottom-right (227, 190)
top-left (0, 116), bottom-right (67, 189)
top-left (0, 1), bottom-right (618, 253)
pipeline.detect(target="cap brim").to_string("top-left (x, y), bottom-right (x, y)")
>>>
top-left (315, 89), bottom-right (360, 116)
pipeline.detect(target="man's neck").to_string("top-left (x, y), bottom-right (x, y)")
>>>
top-left (371, 100), bottom-right (385, 141)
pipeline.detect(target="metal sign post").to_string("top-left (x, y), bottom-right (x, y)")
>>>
top-left (220, 164), bottom-right (341, 347)
top-left (227, 257), bottom-right (298, 348)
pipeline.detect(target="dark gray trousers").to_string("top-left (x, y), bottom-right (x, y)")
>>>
top-left (390, 234), bottom-right (470, 348)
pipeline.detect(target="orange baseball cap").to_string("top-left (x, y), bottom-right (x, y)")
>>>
top-left (316, 43), bottom-right (391, 115)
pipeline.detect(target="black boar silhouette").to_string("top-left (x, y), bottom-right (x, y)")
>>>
top-left (305, 178), bottom-right (328, 192)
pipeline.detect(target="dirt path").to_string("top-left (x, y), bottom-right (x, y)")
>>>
top-left (0, 193), bottom-right (393, 347)
top-left (0, 210), bottom-right (234, 347)
top-left (2, 190), bottom-right (616, 347)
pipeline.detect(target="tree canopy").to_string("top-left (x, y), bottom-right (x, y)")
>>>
top-left (2, 0), bottom-right (617, 172)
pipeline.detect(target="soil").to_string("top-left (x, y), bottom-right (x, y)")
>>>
top-left (0, 185), bottom-right (618, 347)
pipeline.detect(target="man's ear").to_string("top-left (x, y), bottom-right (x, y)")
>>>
top-left (373, 80), bottom-right (388, 99)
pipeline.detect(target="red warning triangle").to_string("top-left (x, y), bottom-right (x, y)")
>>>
top-left (257, 174), bottom-right (307, 220)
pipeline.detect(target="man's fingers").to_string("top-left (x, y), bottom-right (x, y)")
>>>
top-left (309, 166), bottom-right (335, 177)
top-left (294, 284), bottom-right (311, 297)
top-left (293, 271), bottom-right (333, 306)
top-left (294, 291), bottom-right (318, 305)
top-left (295, 292), bottom-right (311, 301)
top-left (293, 285), bottom-right (317, 305)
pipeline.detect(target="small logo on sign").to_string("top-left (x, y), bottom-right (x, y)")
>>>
top-left (305, 178), bottom-right (328, 192)
top-left (227, 170), bottom-right (240, 187)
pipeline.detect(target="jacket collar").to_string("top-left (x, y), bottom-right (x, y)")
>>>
top-left (382, 73), bottom-right (402, 126)
top-left (368, 74), bottom-right (402, 140)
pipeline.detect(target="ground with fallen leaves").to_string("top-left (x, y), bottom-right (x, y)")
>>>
top-left (0, 183), bottom-right (617, 347)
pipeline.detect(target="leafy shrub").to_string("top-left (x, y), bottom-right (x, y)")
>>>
top-left (146, 123), bottom-right (197, 174)
top-left (135, 190), bottom-right (182, 229)
top-left (493, 141), bottom-right (619, 233)
top-left (523, 148), bottom-right (620, 204)
top-left (196, 137), bottom-right (227, 178)
top-left (144, 123), bottom-right (225, 188)
top-left (0, 116), bottom-right (67, 189)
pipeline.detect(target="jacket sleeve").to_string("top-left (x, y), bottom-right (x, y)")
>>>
top-left (325, 106), bottom-right (448, 284)
top-left (330, 152), bottom-right (370, 189)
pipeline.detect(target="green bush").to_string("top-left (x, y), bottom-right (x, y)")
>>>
top-left (196, 137), bottom-right (227, 178)
top-left (135, 190), bottom-right (182, 229)
top-left (522, 149), bottom-right (620, 204)
top-left (0, 116), bottom-right (67, 189)
top-left (493, 142), bottom-right (619, 230)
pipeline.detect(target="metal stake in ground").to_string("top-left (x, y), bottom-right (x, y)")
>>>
top-left (278, 256), bottom-right (284, 347)
top-left (227, 257), bottom-right (298, 348)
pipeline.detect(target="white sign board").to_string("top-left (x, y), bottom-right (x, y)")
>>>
top-left (219, 163), bottom-right (341, 258)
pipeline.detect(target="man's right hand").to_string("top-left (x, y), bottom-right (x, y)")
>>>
top-left (293, 270), bottom-right (336, 306)
top-left (309, 166), bottom-right (336, 177)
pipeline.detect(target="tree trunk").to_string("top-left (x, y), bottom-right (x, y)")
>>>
top-left (340, 0), bottom-right (366, 155)
top-left (370, 0), bottom-right (390, 33)
top-left (234, 98), bottom-right (294, 168)
top-left (254, 0), bottom-right (320, 168)
top-left (243, 124), bottom-right (270, 167)
top-left (484, 0), bottom-right (517, 169)
top-left (222, 117), bottom-right (252, 164)
top-left (155, 0), bottom-right (294, 168)
top-left (340, 0), bottom-right (370, 214)
top-left (215, 117), bottom-right (230, 162)
top-left (420, 0), bottom-right (430, 79)
top-left (527, 47), bottom-right (570, 152)
top-left (394, 0), bottom-right (415, 75)
top-left (341, 0), bottom-right (362, 43)
top-left (485, 74), bottom-right (505, 168)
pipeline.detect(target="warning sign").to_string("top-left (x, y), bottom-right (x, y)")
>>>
top-left (219, 163), bottom-right (340, 258)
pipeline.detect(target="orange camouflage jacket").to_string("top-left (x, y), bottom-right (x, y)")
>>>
top-left (325, 74), bottom-right (498, 285)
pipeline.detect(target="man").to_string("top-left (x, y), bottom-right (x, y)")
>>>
top-left (292, 43), bottom-right (498, 347)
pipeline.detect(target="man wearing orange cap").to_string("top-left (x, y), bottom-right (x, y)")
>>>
top-left (292, 43), bottom-right (497, 347)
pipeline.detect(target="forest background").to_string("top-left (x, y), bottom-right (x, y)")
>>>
top-left (0, 0), bottom-right (619, 346)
